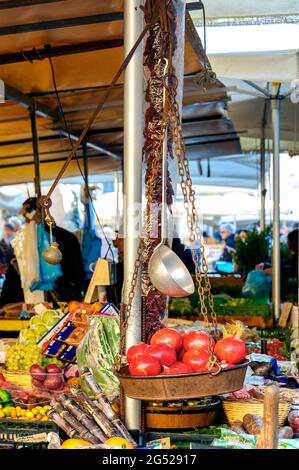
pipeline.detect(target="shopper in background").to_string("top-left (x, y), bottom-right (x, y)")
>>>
top-left (8, 216), bottom-right (23, 234)
top-left (256, 228), bottom-right (298, 301)
top-left (21, 197), bottom-right (85, 302)
top-left (0, 223), bottom-right (15, 264)
top-left (218, 223), bottom-right (236, 263)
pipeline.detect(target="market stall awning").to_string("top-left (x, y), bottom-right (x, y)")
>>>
top-left (0, 1), bottom-right (240, 185)
top-left (209, 50), bottom-right (299, 83)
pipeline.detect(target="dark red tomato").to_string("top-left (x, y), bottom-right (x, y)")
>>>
top-left (183, 331), bottom-right (214, 352)
top-left (129, 355), bottom-right (161, 376)
top-left (150, 328), bottom-right (183, 352)
top-left (214, 338), bottom-right (246, 365)
top-left (182, 349), bottom-right (210, 373)
top-left (145, 344), bottom-right (177, 367)
top-left (126, 342), bottom-right (147, 363)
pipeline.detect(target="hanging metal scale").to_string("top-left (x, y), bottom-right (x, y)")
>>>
top-left (39, 196), bottom-right (63, 265)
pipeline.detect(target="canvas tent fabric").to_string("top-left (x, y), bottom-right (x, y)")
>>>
top-left (0, 1), bottom-right (239, 186)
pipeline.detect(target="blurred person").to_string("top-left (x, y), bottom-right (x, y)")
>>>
top-left (256, 228), bottom-right (298, 300)
top-left (218, 223), bottom-right (236, 263)
top-left (0, 223), bottom-right (15, 270)
top-left (8, 216), bottom-right (22, 233)
top-left (235, 229), bottom-right (248, 243)
top-left (20, 197), bottom-right (85, 301)
top-left (0, 197), bottom-right (84, 306)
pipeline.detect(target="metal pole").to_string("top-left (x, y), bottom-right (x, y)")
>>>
top-left (114, 173), bottom-right (120, 231)
top-left (83, 142), bottom-right (91, 230)
top-left (30, 107), bottom-right (41, 197)
top-left (271, 98), bottom-right (281, 319)
top-left (260, 100), bottom-right (267, 231)
top-left (123, 0), bottom-right (144, 431)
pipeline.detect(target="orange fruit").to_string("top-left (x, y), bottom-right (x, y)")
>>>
top-left (68, 301), bottom-right (81, 314)
top-left (105, 437), bottom-right (134, 449)
top-left (67, 377), bottom-right (80, 387)
top-left (92, 302), bottom-right (105, 313)
top-left (61, 439), bottom-right (92, 449)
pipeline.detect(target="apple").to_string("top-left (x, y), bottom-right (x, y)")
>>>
top-left (32, 378), bottom-right (45, 389)
top-left (30, 365), bottom-right (46, 382)
top-left (45, 364), bottom-right (62, 374)
top-left (42, 310), bottom-right (58, 324)
top-left (34, 325), bottom-right (48, 338)
top-left (44, 375), bottom-right (63, 390)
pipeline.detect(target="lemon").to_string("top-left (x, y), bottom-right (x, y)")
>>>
top-left (105, 437), bottom-right (134, 449)
top-left (43, 405), bottom-right (51, 411)
top-left (0, 411), bottom-right (5, 418)
top-left (61, 439), bottom-right (92, 449)
top-left (36, 414), bottom-right (42, 420)
top-left (26, 411), bottom-right (34, 419)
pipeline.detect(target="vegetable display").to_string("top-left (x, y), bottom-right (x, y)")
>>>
top-left (76, 315), bottom-right (120, 401)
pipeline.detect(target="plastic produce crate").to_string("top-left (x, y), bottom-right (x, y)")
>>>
top-left (0, 418), bottom-right (59, 449)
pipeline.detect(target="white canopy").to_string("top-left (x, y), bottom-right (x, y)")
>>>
top-left (209, 50), bottom-right (299, 83)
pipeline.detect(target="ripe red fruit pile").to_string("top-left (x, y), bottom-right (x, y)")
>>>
top-left (127, 328), bottom-right (247, 376)
top-left (29, 364), bottom-right (64, 391)
top-left (266, 339), bottom-right (288, 360)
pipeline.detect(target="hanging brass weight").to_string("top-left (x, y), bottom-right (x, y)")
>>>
top-left (39, 195), bottom-right (63, 265)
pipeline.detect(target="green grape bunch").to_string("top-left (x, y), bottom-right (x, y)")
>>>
top-left (5, 344), bottom-right (43, 371)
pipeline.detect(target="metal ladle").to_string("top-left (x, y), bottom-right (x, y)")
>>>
top-left (148, 121), bottom-right (195, 298)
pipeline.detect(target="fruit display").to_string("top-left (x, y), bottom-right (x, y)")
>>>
top-left (0, 403), bottom-right (51, 420)
top-left (19, 310), bottom-right (62, 346)
top-left (29, 364), bottom-right (65, 391)
top-left (5, 344), bottom-right (43, 371)
top-left (126, 327), bottom-right (247, 377)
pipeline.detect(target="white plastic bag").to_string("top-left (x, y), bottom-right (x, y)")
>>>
top-left (11, 222), bottom-right (44, 302)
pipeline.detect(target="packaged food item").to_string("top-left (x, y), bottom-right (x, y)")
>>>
top-left (212, 439), bottom-right (253, 449)
top-left (278, 426), bottom-right (294, 439)
top-left (278, 439), bottom-right (299, 449)
top-left (58, 345), bottom-right (77, 362)
top-left (43, 340), bottom-right (67, 357)
top-left (219, 428), bottom-right (256, 446)
top-left (55, 323), bottom-right (76, 342)
top-left (64, 327), bottom-right (87, 346)
top-left (242, 414), bottom-right (263, 435)
top-left (99, 303), bottom-right (119, 317)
